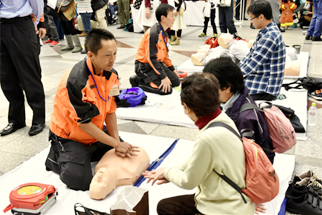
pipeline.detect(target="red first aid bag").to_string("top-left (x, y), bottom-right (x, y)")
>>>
top-left (3, 182), bottom-right (57, 214)
top-left (204, 37), bottom-right (219, 49)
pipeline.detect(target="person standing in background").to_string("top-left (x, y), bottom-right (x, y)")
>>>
top-left (117, 0), bottom-right (130, 29)
top-left (169, 0), bottom-right (186, 45)
top-left (218, 0), bottom-right (239, 37)
top-left (91, 0), bottom-right (109, 30)
top-left (0, 0), bottom-right (46, 136)
top-left (305, 0), bottom-right (322, 41)
top-left (199, 0), bottom-right (218, 38)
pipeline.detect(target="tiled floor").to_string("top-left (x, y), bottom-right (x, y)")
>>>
top-left (1, 19), bottom-right (322, 197)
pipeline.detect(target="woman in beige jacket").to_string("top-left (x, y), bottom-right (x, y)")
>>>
top-left (143, 73), bottom-right (256, 215)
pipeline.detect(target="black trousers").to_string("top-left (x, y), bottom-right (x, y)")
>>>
top-left (60, 19), bottom-right (77, 35)
top-left (157, 194), bottom-right (203, 215)
top-left (0, 17), bottom-right (45, 125)
top-left (203, 9), bottom-right (217, 34)
top-left (45, 129), bottom-right (113, 191)
top-left (218, 0), bottom-right (237, 34)
top-left (135, 61), bottom-right (180, 95)
top-left (170, 29), bottom-right (182, 37)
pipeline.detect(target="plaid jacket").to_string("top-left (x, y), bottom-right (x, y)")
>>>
top-left (239, 21), bottom-right (286, 96)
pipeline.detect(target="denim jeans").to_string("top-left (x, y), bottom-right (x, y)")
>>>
top-left (53, 17), bottom-right (65, 40)
top-left (80, 12), bottom-right (92, 34)
top-left (307, 0), bottom-right (322, 37)
top-left (110, 3), bottom-right (118, 16)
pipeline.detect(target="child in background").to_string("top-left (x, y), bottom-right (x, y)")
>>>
top-left (199, 0), bottom-right (218, 38)
top-left (280, 0), bottom-right (297, 32)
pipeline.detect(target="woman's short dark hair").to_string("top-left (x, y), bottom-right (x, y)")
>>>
top-left (203, 57), bottom-right (244, 94)
top-left (247, 0), bottom-right (273, 20)
top-left (85, 29), bottom-right (116, 54)
top-left (181, 73), bottom-right (220, 118)
top-left (156, 4), bottom-right (175, 22)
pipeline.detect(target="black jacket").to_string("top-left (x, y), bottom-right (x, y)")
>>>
top-left (91, 0), bottom-right (108, 11)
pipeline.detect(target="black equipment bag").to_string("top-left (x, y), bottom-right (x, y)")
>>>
top-left (282, 77), bottom-right (322, 93)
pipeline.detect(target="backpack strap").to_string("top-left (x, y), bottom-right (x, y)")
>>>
top-left (239, 103), bottom-right (273, 153)
top-left (239, 103), bottom-right (263, 113)
top-left (214, 169), bottom-right (247, 204)
top-left (206, 122), bottom-right (247, 204)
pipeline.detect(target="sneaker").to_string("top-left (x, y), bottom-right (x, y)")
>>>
top-left (250, 23), bottom-right (255, 29)
top-left (286, 191), bottom-right (322, 215)
top-left (44, 39), bottom-right (53, 44)
top-left (213, 33), bottom-right (218, 38)
top-left (129, 75), bottom-right (139, 87)
top-left (117, 25), bottom-right (125, 29)
top-left (50, 41), bottom-right (60, 47)
top-left (199, 32), bottom-right (206, 37)
top-left (299, 170), bottom-right (322, 185)
top-left (309, 90), bottom-right (322, 101)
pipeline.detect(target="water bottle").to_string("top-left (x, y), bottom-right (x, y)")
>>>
top-left (308, 103), bottom-right (317, 126)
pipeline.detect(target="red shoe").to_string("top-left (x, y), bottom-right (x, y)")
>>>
top-left (44, 39), bottom-right (53, 44)
top-left (50, 41), bottom-right (60, 47)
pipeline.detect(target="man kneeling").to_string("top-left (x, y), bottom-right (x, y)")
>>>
top-left (131, 4), bottom-right (180, 95)
top-left (45, 29), bottom-right (138, 191)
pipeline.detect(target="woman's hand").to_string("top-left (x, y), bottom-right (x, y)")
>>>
top-left (255, 203), bottom-right (266, 214)
top-left (114, 142), bottom-right (140, 158)
top-left (143, 167), bottom-right (169, 185)
top-left (159, 76), bottom-right (172, 93)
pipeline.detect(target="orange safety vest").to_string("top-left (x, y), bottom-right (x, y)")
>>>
top-left (50, 58), bottom-right (119, 145)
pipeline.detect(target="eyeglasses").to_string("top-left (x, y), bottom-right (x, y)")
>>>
top-left (250, 16), bottom-right (259, 21)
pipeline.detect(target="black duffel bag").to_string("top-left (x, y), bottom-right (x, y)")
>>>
top-left (282, 77), bottom-right (322, 93)
top-left (274, 104), bottom-right (305, 133)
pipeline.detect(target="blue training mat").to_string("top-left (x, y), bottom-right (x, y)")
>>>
top-left (278, 196), bottom-right (287, 215)
top-left (134, 139), bottom-right (180, 187)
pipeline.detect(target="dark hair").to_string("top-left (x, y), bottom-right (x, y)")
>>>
top-left (203, 57), bottom-right (244, 94)
top-left (181, 73), bottom-right (220, 118)
top-left (156, 4), bottom-right (175, 22)
top-left (85, 29), bottom-right (116, 54)
top-left (247, 0), bottom-right (273, 20)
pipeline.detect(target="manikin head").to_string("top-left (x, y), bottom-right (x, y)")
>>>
top-left (203, 57), bottom-right (244, 103)
top-left (247, 0), bottom-right (273, 30)
top-left (218, 33), bottom-right (234, 49)
top-left (85, 29), bottom-right (117, 75)
top-left (89, 147), bottom-right (150, 200)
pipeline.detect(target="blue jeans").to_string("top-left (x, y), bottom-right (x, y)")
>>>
top-left (53, 17), bottom-right (65, 40)
top-left (307, 0), bottom-right (322, 37)
top-left (80, 13), bottom-right (92, 34)
top-left (110, 4), bottom-right (118, 16)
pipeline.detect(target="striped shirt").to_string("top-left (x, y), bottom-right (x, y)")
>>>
top-left (239, 21), bottom-right (286, 96)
